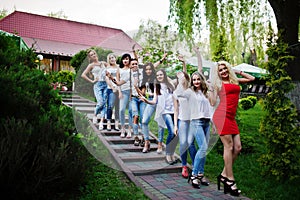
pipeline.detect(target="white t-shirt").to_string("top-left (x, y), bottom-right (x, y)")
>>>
top-left (189, 90), bottom-right (212, 120)
top-left (119, 68), bottom-right (130, 91)
top-left (106, 67), bottom-right (118, 89)
top-left (130, 69), bottom-right (142, 96)
top-left (173, 88), bottom-right (193, 120)
top-left (160, 83), bottom-right (174, 114)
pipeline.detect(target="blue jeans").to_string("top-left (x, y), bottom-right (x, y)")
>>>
top-left (119, 90), bottom-right (132, 127)
top-left (178, 120), bottom-right (197, 166)
top-left (189, 118), bottom-right (210, 175)
top-left (106, 88), bottom-right (115, 120)
top-left (158, 114), bottom-right (178, 156)
top-left (131, 96), bottom-right (146, 135)
top-left (93, 81), bottom-right (107, 118)
top-left (107, 89), bottom-right (119, 121)
top-left (141, 98), bottom-right (156, 141)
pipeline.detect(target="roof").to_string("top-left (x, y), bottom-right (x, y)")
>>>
top-left (0, 11), bottom-right (142, 56)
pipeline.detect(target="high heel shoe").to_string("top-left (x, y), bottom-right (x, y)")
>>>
top-left (187, 174), bottom-right (200, 189)
top-left (224, 179), bottom-right (241, 196)
top-left (197, 174), bottom-right (210, 186)
top-left (217, 174), bottom-right (228, 190)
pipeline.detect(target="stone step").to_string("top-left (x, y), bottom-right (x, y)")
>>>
top-left (127, 160), bottom-right (182, 176)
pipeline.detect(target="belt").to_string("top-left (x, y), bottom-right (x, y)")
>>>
top-left (131, 95), bottom-right (139, 98)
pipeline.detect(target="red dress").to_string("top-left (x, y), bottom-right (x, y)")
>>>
top-left (213, 83), bottom-right (240, 135)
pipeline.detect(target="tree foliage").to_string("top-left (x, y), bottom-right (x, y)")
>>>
top-left (169, 0), bottom-right (273, 65)
top-left (259, 30), bottom-right (300, 180)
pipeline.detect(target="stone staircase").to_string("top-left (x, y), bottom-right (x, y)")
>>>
top-left (61, 93), bottom-right (182, 176)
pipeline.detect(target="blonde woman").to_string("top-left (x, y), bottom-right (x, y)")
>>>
top-left (106, 53), bottom-right (120, 131)
top-left (210, 61), bottom-right (255, 196)
top-left (81, 49), bottom-right (108, 130)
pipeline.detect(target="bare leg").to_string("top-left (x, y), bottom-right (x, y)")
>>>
top-left (220, 135), bottom-right (234, 180)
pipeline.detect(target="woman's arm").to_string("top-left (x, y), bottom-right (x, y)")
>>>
top-left (173, 96), bottom-right (179, 136)
top-left (139, 92), bottom-right (157, 105)
top-left (177, 54), bottom-right (187, 73)
top-left (193, 46), bottom-right (203, 73)
top-left (153, 52), bottom-right (168, 68)
top-left (81, 64), bottom-right (97, 83)
top-left (235, 70), bottom-right (255, 83)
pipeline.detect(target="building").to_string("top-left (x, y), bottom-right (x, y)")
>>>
top-left (0, 11), bottom-right (142, 72)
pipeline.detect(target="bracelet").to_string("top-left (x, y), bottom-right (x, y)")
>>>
top-left (159, 59), bottom-right (163, 64)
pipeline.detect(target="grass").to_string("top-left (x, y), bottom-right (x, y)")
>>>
top-left (71, 95), bottom-right (300, 200)
top-left (74, 158), bottom-right (150, 200)
top-left (204, 100), bottom-right (300, 200)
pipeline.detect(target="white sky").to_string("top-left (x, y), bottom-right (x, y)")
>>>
top-left (1, 0), bottom-right (170, 32)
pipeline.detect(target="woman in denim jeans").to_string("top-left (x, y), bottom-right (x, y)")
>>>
top-left (140, 69), bottom-right (178, 163)
top-left (105, 53), bottom-right (120, 131)
top-left (187, 71), bottom-right (212, 189)
top-left (81, 49), bottom-right (108, 130)
top-left (173, 71), bottom-right (197, 178)
top-left (107, 53), bottom-right (133, 138)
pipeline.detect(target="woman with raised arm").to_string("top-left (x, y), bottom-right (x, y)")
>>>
top-left (81, 49), bottom-right (108, 130)
top-left (210, 61), bottom-right (255, 196)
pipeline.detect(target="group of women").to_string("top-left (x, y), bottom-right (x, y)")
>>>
top-left (81, 48), bottom-right (255, 196)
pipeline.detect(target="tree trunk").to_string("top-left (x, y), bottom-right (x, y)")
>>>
top-left (268, 0), bottom-right (300, 80)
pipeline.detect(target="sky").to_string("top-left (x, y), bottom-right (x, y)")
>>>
top-left (1, 0), bottom-right (170, 32)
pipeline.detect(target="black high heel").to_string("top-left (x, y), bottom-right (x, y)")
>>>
top-left (224, 179), bottom-right (241, 196)
top-left (188, 174), bottom-right (200, 189)
top-left (217, 174), bottom-right (228, 190)
top-left (198, 174), bottom-right (209, 186)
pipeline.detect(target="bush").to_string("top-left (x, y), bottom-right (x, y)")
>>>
top-left (239, 98), bottom-right (253, 110)
top-left (48, 70), bottom-right (75, 91)
top-left (259, 32), bottom-right (300, 180)
top-left (247, 96), bottom-right (257, 107)
top-left (0, 34), bottom-right (92, 199)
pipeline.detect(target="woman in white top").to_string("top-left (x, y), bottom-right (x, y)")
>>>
top-left (187, 71), bottom-right (212, 189)
top-left (107, 53), bottom-right (133, 138)
top-left (81, 49), bottom-right (108, 130)
top-left (140, 69), bottom-right (178, 163)
top-left (105, 53), bottom-right (120, 131)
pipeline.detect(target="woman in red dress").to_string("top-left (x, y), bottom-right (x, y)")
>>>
top-left (209, 61), bottom-right (255, 196)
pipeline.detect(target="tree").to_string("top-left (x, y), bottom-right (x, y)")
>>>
top-left (268, 0), bottom-right (300, 80)
top-left (168, 0), bottom-right (300, 79)
top-left (47, 10), bottom-right (68, 19)
top-left (0, 8), bottom-right (8, 19)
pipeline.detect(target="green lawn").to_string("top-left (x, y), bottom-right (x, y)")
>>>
top-left (204, 100), bottom-right (300, 200)
top-left (74, 98), bottom-right (300, 200)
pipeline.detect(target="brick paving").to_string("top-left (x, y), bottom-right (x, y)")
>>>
top-left (62, 93), bottom-right (251, 200)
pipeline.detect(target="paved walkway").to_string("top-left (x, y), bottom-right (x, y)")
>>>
top-left (62, 93), bottom-right (251, 200)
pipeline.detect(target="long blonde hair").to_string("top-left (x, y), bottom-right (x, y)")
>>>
top-left (211, 61), bottom-right (238, 91)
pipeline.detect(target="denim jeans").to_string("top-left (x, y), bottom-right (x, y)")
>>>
top-left (141, 98), bottom-right (156, 141)
top-left (93, 81), bottom-right (107, 118)
top-left (158, 113), bottom-right (178, 156)
top-left (119, 89), bottom-right (132, 127)
top-left (131, 96), bottom-right (146, 135)
top-left (189, 118), bottom-right (210, 175)
top-left (106, 88), bottom-right (116, 121)
top-left (178, 119), bottom-right (197, 166)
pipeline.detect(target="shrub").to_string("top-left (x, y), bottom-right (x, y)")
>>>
top-left (239, 98), bottom-right (253, 110)
top-left (48, 70), bottom-right (75, 91)
top-left (259, 31), bottom-right (300, 180)
top-left (0, 35), bottom-right (92, 199)
top-left (247, 95), bottom-right (257, 107)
